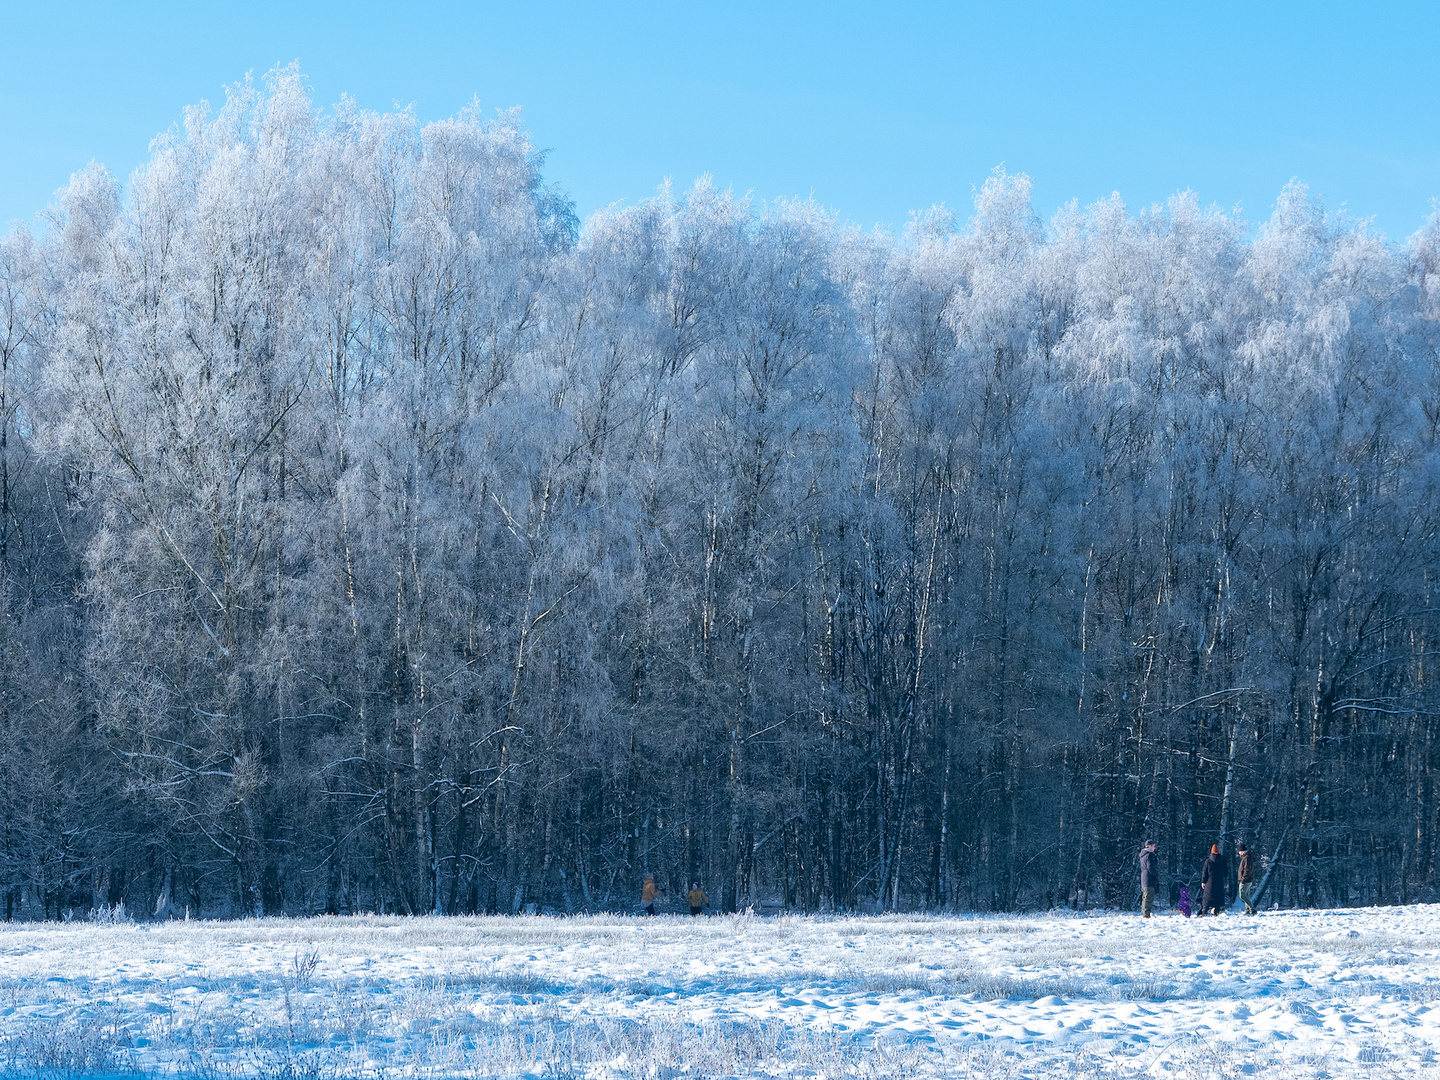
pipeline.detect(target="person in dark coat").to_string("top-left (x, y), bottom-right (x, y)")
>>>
top-left (1138, 840), bottom-right (1159, 918)
top-left (1237, 843), bottom-right (1257, 914)
top-left (1199, 844), bottom-right (1228, 916)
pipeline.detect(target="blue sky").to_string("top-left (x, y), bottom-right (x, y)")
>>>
top-left (2, 1), bottom-right (1437, 240)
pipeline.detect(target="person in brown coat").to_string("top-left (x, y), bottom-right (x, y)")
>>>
top-left (1138, 841), bottom-right (1159, 918)
top-left (642, 873), bottom-right (661, 916)
top-left (686, 882), bottom-right (708, 916)
top-left (1237, 843), bottom-right (1257, 914)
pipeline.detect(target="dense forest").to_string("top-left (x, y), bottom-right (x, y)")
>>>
top-left (1, 68), bottom-right (1439, 918)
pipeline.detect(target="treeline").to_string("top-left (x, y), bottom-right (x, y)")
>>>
top-left (1, 68), bottom-right (1438, 918)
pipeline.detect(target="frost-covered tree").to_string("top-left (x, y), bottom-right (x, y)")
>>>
top-left (1, 67), bottom-right (1438, 917)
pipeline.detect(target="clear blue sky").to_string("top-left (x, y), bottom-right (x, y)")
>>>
top-left (2, 1), bottom-right (1438, 240)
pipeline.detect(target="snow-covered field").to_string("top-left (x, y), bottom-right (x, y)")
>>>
top-left (2, 905), bottom-right (1439, 1079)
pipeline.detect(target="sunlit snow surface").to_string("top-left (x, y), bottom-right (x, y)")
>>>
top-left (2, 906), bottom-right (1438, 1078)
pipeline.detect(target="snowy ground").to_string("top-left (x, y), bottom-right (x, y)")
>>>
top-left (1, 905), bottom-right (1439, 1078)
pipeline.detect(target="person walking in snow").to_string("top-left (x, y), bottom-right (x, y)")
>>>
top-left (1237, 842), bottom-right (1257, 915)
top-left (642, 873), bottom-right (661, 916)
top-left (1139, 840), bottom-right (1159, 918)
top-left (1199, 844), bottom-right (1227, 916)
top-left (686, 882), bottom-right (708, 916)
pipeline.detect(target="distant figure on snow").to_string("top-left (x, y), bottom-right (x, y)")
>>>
top-left (642, 873), bottom-right (661, 916)
top-left (1237, 843), bottom-right (1257, 915)
top-left (1199, 844), bottom-right (1227, 916)
top-left (1178, 885), bottom-right (1191, 918)
top-left (686, 882), bottom-right (708, 916)
top-left (1139, 840), bottom-right (1159, 918)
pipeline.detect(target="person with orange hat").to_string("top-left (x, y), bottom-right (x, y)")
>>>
top-left (1199, 843), bottom-right (1228, 916)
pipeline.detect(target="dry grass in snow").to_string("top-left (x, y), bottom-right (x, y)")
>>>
top-left (1, 904), bottom-right (1439, 1078)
